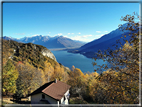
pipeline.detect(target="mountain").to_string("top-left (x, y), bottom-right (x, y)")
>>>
top-left (3, 35), bottom-right (85, 49)
top-left (3, 39), bottom-right (57, 62)
top-left (2, 39), bottom-right (72, 97)
top-left (2, 39), bottom-right (71, 71)
top-left (68, 23), bottom-right (137, 58)
top-left (3, 36), bottom-right (17, 41)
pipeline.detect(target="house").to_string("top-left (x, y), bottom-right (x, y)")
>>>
top-left (29, 79), bottom-right (71, 106)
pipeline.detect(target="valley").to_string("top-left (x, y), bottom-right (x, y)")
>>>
top-left (2, 2), bottom-right (140, 105)
top-left (2, 23), bottom-right (135, 73)
top-left (2, 22), bottom-right (140, 105)
top-left (3, 23), bottom-right (135, 60)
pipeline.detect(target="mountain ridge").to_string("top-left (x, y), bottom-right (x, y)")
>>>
top-left (68, 23), bottom-right (137, 58)
top-left (3, 35), bottom-right (85, 49)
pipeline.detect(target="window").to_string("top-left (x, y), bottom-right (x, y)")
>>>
top-left (42, 94), bottom-right (45, 99)
top-left (66, 93), bottom-right (70, 99)
top-left (64, 96), bottom-right (66, 101)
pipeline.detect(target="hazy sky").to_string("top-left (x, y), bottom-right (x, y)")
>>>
top-left (3, 2), bottom-right (139, 42)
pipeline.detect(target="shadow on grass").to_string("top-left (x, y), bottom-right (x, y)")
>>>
top-left (10, 99), bottom-right (31, 104)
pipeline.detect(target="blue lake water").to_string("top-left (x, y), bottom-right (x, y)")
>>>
top-left (51, 50), bottom-right (106, 74)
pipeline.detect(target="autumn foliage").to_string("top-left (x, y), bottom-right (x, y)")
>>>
top-left (2, 13), bottom-right (140, 104)
top-left (91, 12), bottom-right (140, 104)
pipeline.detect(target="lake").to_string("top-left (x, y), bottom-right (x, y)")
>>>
top-left (51, 50), bottom-right (106, 74)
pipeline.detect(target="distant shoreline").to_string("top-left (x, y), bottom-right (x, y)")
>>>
top-left (49, 48), bottom-right (67, 51)
top-left (48, 47), bottom-right (80, 51)
top-left (49, 47), bottom-right (97, 59)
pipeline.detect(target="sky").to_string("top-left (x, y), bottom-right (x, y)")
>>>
top-left (3, 2), bottom-right (139, 42)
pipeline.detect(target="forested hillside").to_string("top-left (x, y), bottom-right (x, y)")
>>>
top-left (2, 40), bottom-right (70, 97)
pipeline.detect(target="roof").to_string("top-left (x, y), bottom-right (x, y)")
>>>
top-left (30, 81), bottom-right (54, 96)
top-left (30, 80), bottom-right (71, 101)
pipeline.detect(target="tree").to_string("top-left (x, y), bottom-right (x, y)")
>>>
top-left (51, 63), bottom-right (68, 82)
top-left (2, 40), bottom-right (14, 66)
top-left (3, 59), bottom-right (19, 95)
top-left (16, 62), bottom-right (44, 97)
top-left (92, 12), bottom-right (140, 104)
top-left (44, 61), bottom-right (54, 82)
top-left (83, 71), bottom-right (99, 102)
top-left (68, 68), bottom-right (86, 98)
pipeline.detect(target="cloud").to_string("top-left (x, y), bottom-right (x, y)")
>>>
top-left (104, 31), bottom-right (108, 32)
top-left (96, 31), bottom-right (101, 33)
top-left (32, 34), bottom-right (41, 37)
top-left (49, 32), bottom-right (51, 33)
top-left (78, 32), bottom-right (81, 34)
top-left (70, 35), bottom-right (93, 42)
top-left (57, 33), bottom-right (63, 36)
top-left (54, 33), bottom-right (63, 36)
top-left (16, 33), bottom-right (25, 35)
top-left (63, 35), bottom-right (68, 37)
top-left (70, 36), bottom-right (81, 40)
top-left (83, 35), bottom-right (92, 38)
top-left (68, 33), bottom-right (74, 35)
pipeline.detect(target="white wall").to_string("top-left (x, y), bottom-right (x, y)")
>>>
top-left (60, 89), bottom-right (69, 105)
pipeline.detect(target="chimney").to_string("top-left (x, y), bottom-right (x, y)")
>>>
top-left (55, 79), bottom-right (57, 83)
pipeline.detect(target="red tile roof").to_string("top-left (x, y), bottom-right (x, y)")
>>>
top-left (30, 80), bottom-right (71, 101)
